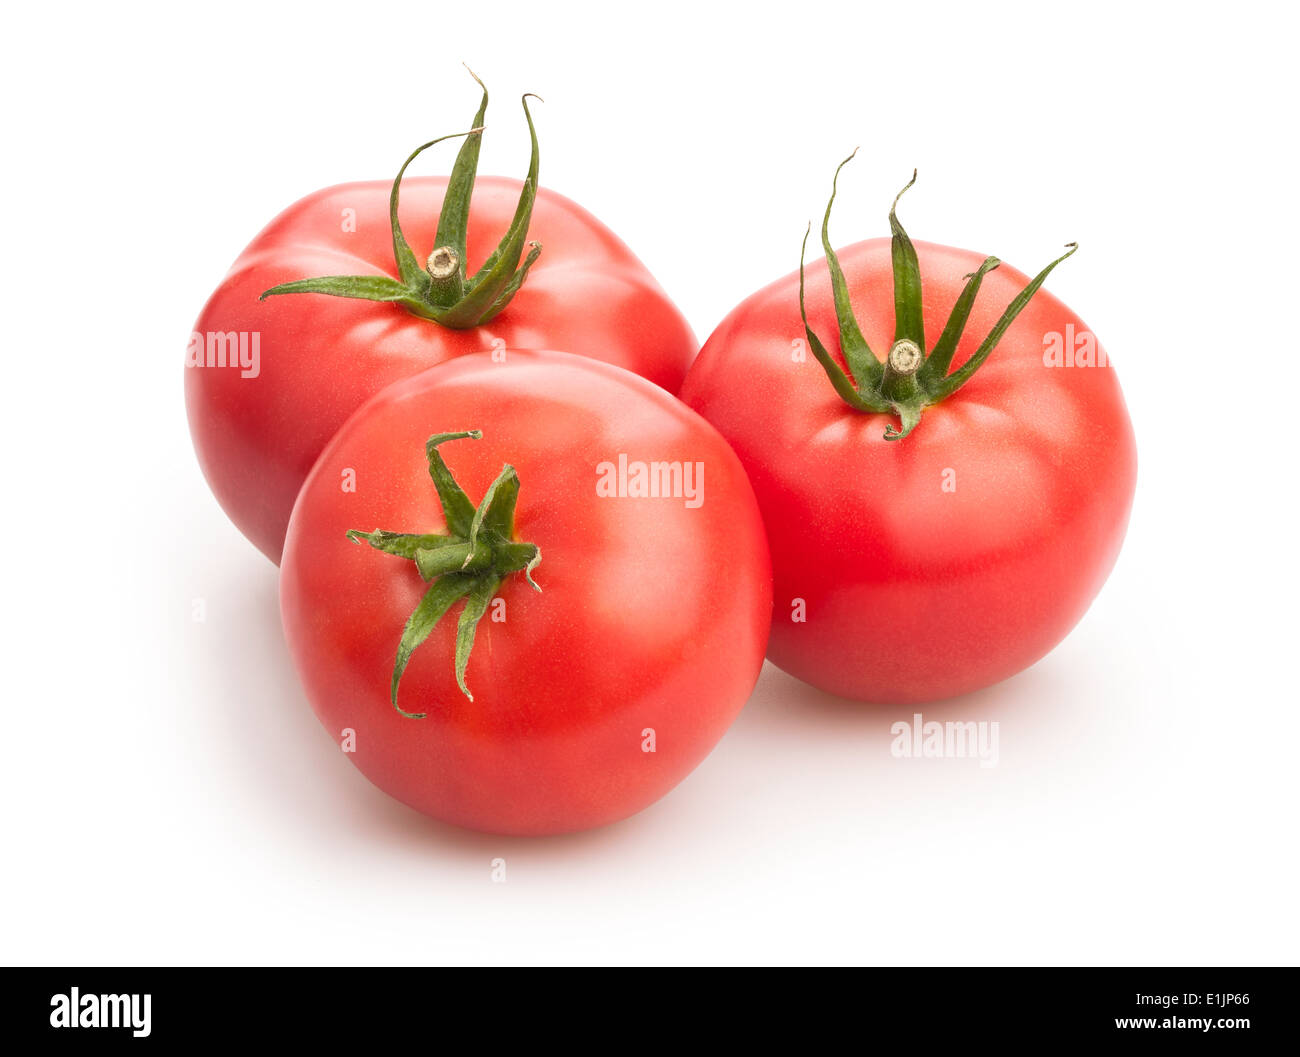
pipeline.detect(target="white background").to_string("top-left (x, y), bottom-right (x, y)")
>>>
top-left (3, 1), bottom-right (1296, 966)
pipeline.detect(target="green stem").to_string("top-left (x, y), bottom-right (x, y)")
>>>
top-left (426, 246), bottom-right (464, 306)
top-left (879, 340), bottom-right (922, 403)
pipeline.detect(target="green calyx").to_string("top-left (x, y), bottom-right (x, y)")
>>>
top-left (260, 68), bottom-right (543, 329)
top-left (347, 431), bottom-right (541, 718)
top-left (800, 151), bottom-right (1078, 439)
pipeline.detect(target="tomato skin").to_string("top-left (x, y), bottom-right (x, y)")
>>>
top-left (280, 351), bottom-right (770, 836)
top-left (187, 176), bottom-right (696, 564)
top-left (681, 238), bottom-right (1137, 703)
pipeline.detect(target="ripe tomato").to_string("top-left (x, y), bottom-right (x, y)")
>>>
top-left (187, 84), bottom-right (695, 564)
top-left (681, 160), bottom-right (1136, 703)
top-left (280, 351), bottom-right (771, 836)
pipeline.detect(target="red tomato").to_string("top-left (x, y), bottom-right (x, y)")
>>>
top-left (681, 164), bottom-right (1136, 703)
top-left (187, 88), bottom-right (695, 564)
top-left (280, 351), bottom-right (771, 836)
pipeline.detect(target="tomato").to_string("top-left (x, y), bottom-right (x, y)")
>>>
top-left (186, 81), bottom-right (696, 564)
top-left (280, 351), bottom-right (771, 836)
top-left (681, 160), bottom-right (1136, 703)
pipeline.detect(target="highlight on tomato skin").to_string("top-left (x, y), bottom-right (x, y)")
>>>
top-left (279, 350), bottom-right (772, 837)
top-left (185, 71), bottom-right (697, 567)
top-left (681, 164), bottom-right (1136, 704)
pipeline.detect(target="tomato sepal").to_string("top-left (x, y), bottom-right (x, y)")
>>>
top-left (258, 70), bottom-right (544, 331)
top-left (346, 430), bottom-right (542, 714)
top-left (801, 155), bottom-right (1080, 440)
